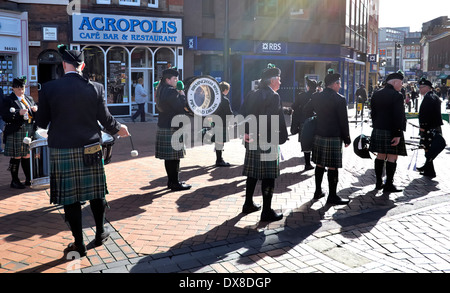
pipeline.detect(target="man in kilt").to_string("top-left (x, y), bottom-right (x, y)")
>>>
top-left (305, 71), bottom-right (351, 205)
top-left (155, 68), bottom-right (192, 191)
top-left (36, 45), bottom-right (130, 257)
top-left (240, 64), bottom-right (288, 222)
top-left (2, 77), bottom-right (37, 189)
top-left (369, 72), bottom-right (407, 193)
top-left (416, 77), bottom-right (443, 178)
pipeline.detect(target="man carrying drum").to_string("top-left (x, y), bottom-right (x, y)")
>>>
top-left (36, 45), bottom-right (130, 257)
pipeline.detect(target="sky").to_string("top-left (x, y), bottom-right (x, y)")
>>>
top-left (378, 0), bottom-right (450, 32)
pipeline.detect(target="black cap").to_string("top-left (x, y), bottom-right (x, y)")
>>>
top-left (261, 64), bottom-right (281, 80)
top-left (162, 68), bottom-right (179, 79)
top-left (325, 73), bottom-right (341, 87)
top-left (385, 71), bottom-right (404, 83)
top-left (58, 44), bottom-right (84, 66)
top-left (418, 77), bottom-right (433, 89)
top-left (12, 76), bottom-right (27, 88)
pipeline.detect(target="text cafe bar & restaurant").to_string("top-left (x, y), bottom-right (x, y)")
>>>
top-left (71, 13), bottom-right (184, 117)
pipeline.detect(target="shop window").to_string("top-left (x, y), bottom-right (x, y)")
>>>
top-left (131, 47), bottom-right (153, 68)
top-left (83, 46), bottom-right (105, 84)
top-left (107, 47), bottom-right (129, 105)
top-left (154, 48), bottom-right (175, 81)
top-left (0, 54), bottom-right (17, 96)
top-left (119, 0), bottom-right (140, 6)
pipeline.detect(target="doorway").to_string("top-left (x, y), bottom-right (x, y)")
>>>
top-left (131, 69), bottom-right (152, 114)
top-left (38, 50), bottom-right (63, 87)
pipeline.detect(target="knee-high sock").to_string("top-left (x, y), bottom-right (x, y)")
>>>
top-left (90, 198), bottom-right (107, 235)
top-left (64, 202), bottom-right (83, 245)
top-left (261, 178), bottom-right (275, 213)
top-left (315, 166), bottom-right (325, 194)
top-left (244, 177), bottom-right (258, 206)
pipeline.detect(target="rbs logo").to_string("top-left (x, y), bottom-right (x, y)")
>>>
top-left (262, 42), bottom-right (282, 52)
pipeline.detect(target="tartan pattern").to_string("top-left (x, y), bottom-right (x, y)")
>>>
top-left (312, 135), bottom-right (343, 168)
top-left (155, 127), bottom-right (186, 160)
top-left (369, 129), bottom-right (407, 156)
top-left (242, 144), bottom-right (280, 179)
top-left (49, 147), bottom-right (107, 206)
top-left (4, 123), bottom-right (35, 157)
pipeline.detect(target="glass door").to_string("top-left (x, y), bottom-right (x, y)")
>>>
top-left (131, 70), bottom-right (151, 114)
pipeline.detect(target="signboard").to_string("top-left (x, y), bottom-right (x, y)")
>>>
top-left (254, 41), bottom-right (287, 54)
top-left (72, 13), bottom-right (182, 45)
top-left (368, 54), bottom-right (377, 63)
top-left (43, 27), bottom-right (58, 41)
top-left (0, 36), bottom-right (20, 52)
top-left (186, 36), bottom-right (197, 50)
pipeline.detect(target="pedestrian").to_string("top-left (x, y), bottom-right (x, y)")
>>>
top-left (2, 76), bottom-right (37, 189)
top-left (131, 77), bottom-right (147, 122)
top-left (155, 68), bottom-right (192, 191)
top-left (410, 86), bottom-right (419, 112)
top-left (416, 78), bottom-right (444, 178)
top-left (305, 71), bottom-right (351, 205)
top-left (290, 77), bottom-right (317, 171)
top-left (213, 81), bottom-right (233, 167)
top-left (240, 64), bottom-right (288, 222)
top-left (355, 84), bottom-right (367, 116)
top-left (36, 45), bottom-right (130, 257)
top-left (369, 72), bottom-right (407, 193)
top-left (0, 89), bottom-right (5, 154)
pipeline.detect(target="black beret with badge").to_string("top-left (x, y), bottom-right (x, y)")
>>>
top-left (58, 44), bottom-right (84, 67)
top-left (306, 77), bottom-right (318, 90)
top-left (324, 69), bottom-right (341, 87)
top-left (418, 77), bottom-right (433, 89)
top-left (12, 76), bottom-right (27, 88)
top-left (385, 71), bottom-right (404, 83)
top-left (261, 63), bottom-right (281, 80)
top-left (162, 67), bottom-right (179, 79)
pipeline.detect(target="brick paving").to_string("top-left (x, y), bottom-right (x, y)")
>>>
top-left (1, 106), bottom-right (450, 274)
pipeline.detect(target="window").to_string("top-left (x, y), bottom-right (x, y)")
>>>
top-left (148, 0), bottom-right (158, 8)
top-left (97, 0), bottom-right (111, 3)
top-left (119, 0), bottom-right (140, 6)
top-left (257, 0), bottom-right (278, 17)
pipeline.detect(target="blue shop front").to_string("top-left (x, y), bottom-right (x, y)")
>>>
top-left (186, 37), bottom-right (366, 111)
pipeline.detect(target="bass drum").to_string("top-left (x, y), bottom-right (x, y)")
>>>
top-left (184, 75), bottom-right (222, 117)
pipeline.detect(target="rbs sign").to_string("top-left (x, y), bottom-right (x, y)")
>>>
top-left (255, 41), bottom-right (287, 54)
top-left (72, 13), bottom-right (182, 45)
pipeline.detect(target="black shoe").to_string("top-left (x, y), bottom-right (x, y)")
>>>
top-left (10, 180), bottom-right (25, 189)
top-left (416, 165), bottom-right (425, 172)
top-left (25, 180), bottom-right (31, 187)
top-left (65, 242), bottom-right (87, 258)
top-left (169, 181), bottom-right (192, 191)
top-left (326, 196), bottom-right (350, 205)
top-left (304, 164), bottom-right (314, 171)
top-left (261, 209), bottom-right (283, 222)
top-left (95, 228), bottom-right (111, 246)
top-left (313, 191), bottom-right (325, 200)
top-left (383, 184), bottom-right (402, 193)
top-left (422, 172), bottom-right (436, 179)
top-left (242, 203), bottom-right (261, 214)
top-left (375, 182), bottom-right (385, 190)
top-left (216, 160), bottom-right (231, 167)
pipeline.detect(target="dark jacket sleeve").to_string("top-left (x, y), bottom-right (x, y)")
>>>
top-left (337, 97), bottom-right (351, 145)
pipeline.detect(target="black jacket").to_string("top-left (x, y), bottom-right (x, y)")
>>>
top-left (2, 93), bottom-right (36, 138)
top-left (291, 90), bottom-right (315, 135)
top-left (240, 85), bottom-right (288, 146)
top-left (419, 91), bottom-right (443, 130)
top-left (156, 82), bottom-right (189, 129)
top-left (304, 87), bottom-right (351, 145)
top-left (370, 84), bottom-right (406, 137)
top-left (36, 73), bottom-right (121, 148)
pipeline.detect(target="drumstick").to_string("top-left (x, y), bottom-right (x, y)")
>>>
top-left (129, 136), bottom-right (139, 157)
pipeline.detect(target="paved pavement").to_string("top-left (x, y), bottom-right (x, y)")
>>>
top-left (1, 104), bottom-right (450, 276)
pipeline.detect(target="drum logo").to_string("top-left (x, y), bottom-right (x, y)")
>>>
top-left (186, 76), bottom-right (221, 117)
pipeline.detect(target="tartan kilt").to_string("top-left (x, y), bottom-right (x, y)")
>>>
top-left (369, 128), bottom-right (407, 156)
top-left (49, 148), bottom-right (107, 206)
top-left (155, 127), bottom-right (186, 160)
top-left (312, 135), bottom-right (343, 169)
top-left (242, 144), bottom-right (280, 179)
top-left (4, 123), bottom-right (35, 157)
